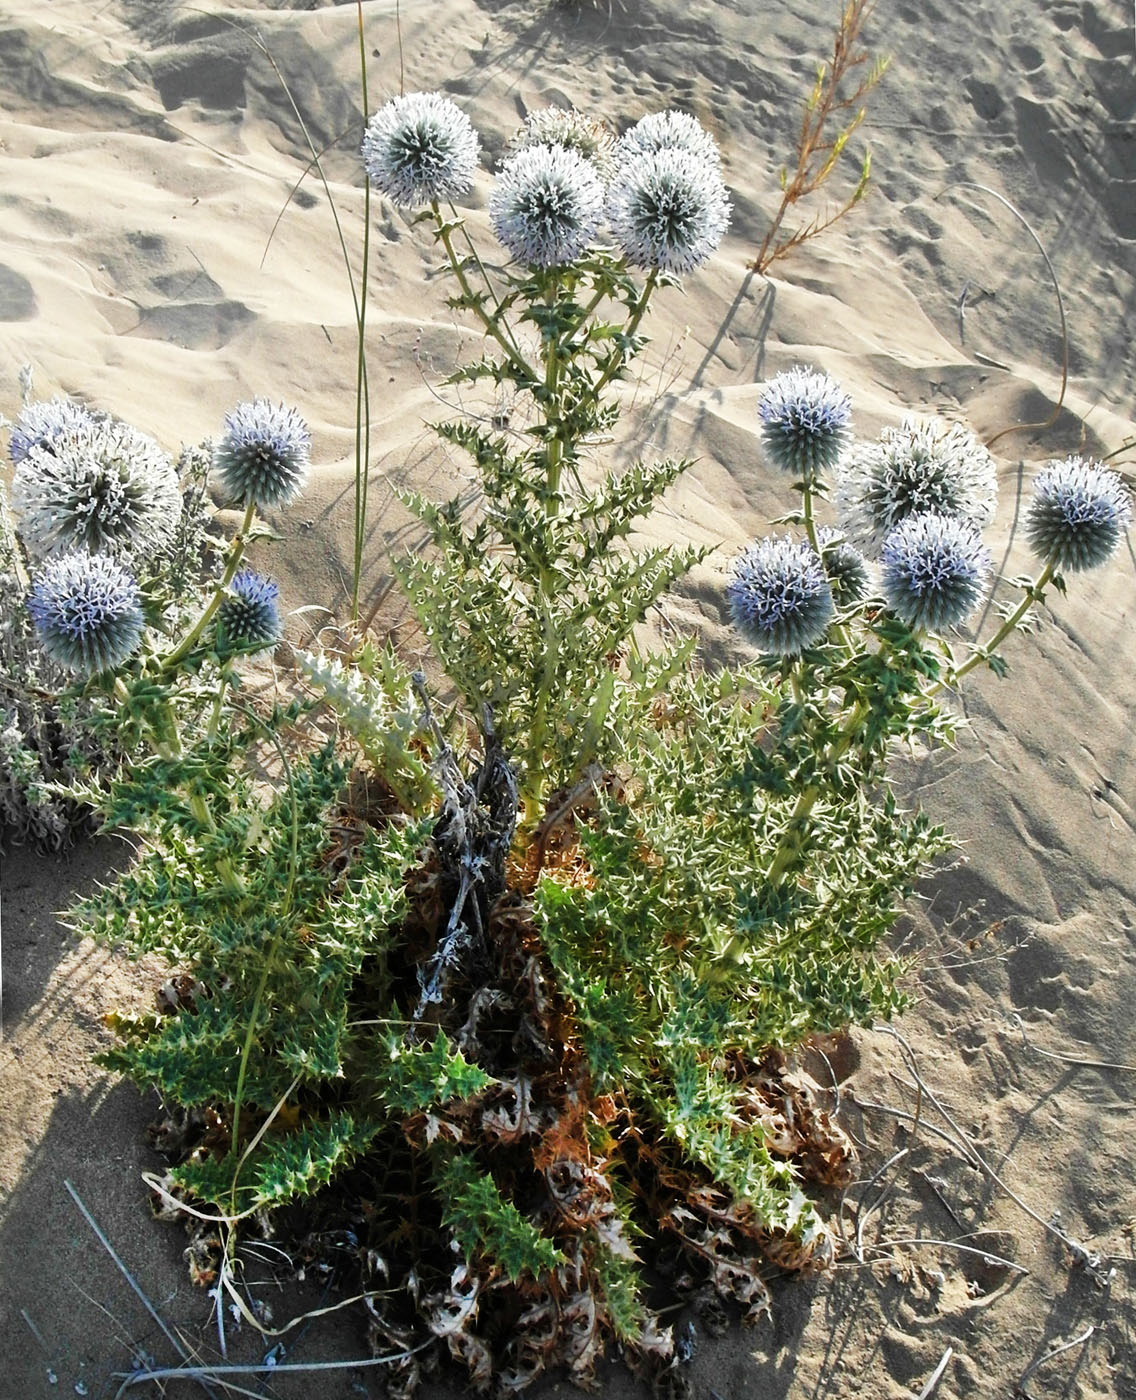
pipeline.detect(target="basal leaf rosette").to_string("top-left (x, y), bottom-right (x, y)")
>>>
top-left (727, 535), bottom-right (835, 656)
top-left (880, 512), bottom-right (991, 632)
top-left (1024, 456), bottom-right (1131, 573)
top-left (759, 367), bottom-right (852, 482)
top-left (213, 400), bottom-right (310, 510)
top-left (836, 416), bottom-right (997, 558)
top-left (490, 143), bottom-right (605, 268)
top-left (28, 551), bottom-right (145, 677)
top-left (607, 147), bottom-right (730, 275)
top-left (361, 92), bottom-right (480, 208)
top-left (12, 418), bottom-right (181, 564)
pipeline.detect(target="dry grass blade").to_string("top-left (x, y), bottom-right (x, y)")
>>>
top-left (935, 182), bottom-right (1069, 449)
top-left (751, 0), bottom-right (889, 274)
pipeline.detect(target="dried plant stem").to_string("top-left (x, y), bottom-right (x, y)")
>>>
top-left (1014, 1325), bottom-right (1096, 1398)
top-left (751, 0), bottom-right (887, 274)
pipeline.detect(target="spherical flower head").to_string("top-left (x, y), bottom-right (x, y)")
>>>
top-left (489, 143), bottom-right (605, 268)
top-left (213, 399), bottom-right (310, 510)
top-left (360, 92), bottom-right (480, 207)
top-left (615, 111), bottom-right (722, 169)
top-left (835, 416), bottom-right (997, 558)
top-left (508, 108), bottom-right (616, 181)
top-left (727, 535), bottom-right (835, 656)
top-left (28, 551), bottom-right (144, 676)
top-left (12, 418), bottom-right (181, 563)
top-left (216, 570), bottom-right (281, 656)
top-left (607, 147), bottom-right (730, 275)
top-left (816, 526), bottom-right (872, 606)
top-left (880, 512), bottom-right (991, 631)
top-left (9, 396), bottom-right (97, 464)
top-left (1024, 456), bottom-right (1131, 572)
top-left (759, 367), bottom-right (852, 482)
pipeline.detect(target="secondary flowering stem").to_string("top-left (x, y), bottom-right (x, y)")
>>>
top-left (931, 559), bottom-right (1056, 695)
top-left (431, 203), bottom-right (537, 384)
top-left (161, 498), bottom-right (257, 672)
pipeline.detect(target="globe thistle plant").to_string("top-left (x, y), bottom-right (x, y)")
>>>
top-left (759, 367), bottom-right (852, 482)
top-left (12, 419), bottom-right (182, 563)
top-left (607, 147), bottom-right (731, 275)
top-left (216, 570), bottom-right (282, 656)
top-left (1024, 456), bottom-right (1132, 573)
top-left (727, 535), bottom-right (835, 656)
top-left (489, 143), bottom-right (606, 268)
top-left (27, 551), bottom-right (144, 676)
top-left (835, 417), bottom-right (997, 558)
top-left (360, 92), bottom-right (480, 208)
top-left (9, 396), bottom-right (97, 464)
top-left (816, 526), bottom-right (872, 606)
top-left (213, 400), bottom-right (310, 511)
top-left (507, 108), bottom-right (616, 181)
top-left (880, 512), bottom-right (991, 631)
top-left (614, 110), bottom-right (722, 169)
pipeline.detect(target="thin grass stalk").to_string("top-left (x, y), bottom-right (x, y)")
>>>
top-left (352, 0), bottom-right (373, 622)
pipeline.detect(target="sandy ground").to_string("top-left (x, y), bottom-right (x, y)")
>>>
top-left (1, 0), bottom-right (1134, 1396)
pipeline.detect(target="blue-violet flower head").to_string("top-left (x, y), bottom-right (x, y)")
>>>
top-left (28, 551), bottom-right (144, 676)
top-left (9, 396), bottom-right (97, 464)
top-left (816, 525), bottom-right (872, 606)
top-left (835, 416), bottom-right (997, 558)
top-left (1024, 456), bottom-right (1131, 572)
top-left (607, 147), bottom-right (730, 275)
top-left (880, 512), bottom-right (991, 631)
top-left (360, 92), bottom-right (480, 207)
top-left (727, 535), bottom-right (835, 656)
top-left (217, 570), bottom-right (282, 656)
top-left (615, 111), bottom-right (722, 169)
top-left (12, 418), bottom-right (181, 563)
top-left (489, 143), bottom-right (605, 268)
top-left (759, 366), bottom-right (852, 481)
top-left (213, 400), bottom-right (310, 510)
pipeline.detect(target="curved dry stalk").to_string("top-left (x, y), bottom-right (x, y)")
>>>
top-left (936, 182), bottom-right (1069, 450)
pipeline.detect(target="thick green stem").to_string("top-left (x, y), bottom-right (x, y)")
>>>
top-left (764, 697), bottom-right (869, 889)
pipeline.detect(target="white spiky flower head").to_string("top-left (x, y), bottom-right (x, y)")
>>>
top-left (12, 418), bottom-right (181, 564)
top-left (727, 535), bottom-right (835, 656)
top-left (28, 551), bottom-right (145, 676)
top-left (1024, 456), bottom-right (1132, 572)
top-left (213, 399), bottom-right (310, 510)
top-left (360, 91), bottom-right (480, 207)
top-left (880, 512), bottom-right (992, 632)
top-left (615, 110), bottom-right (722, 169)
top-left (759, 366), bottom-right (853, 482)
top-left (490, 143), bottom-right (605, 268)
top-left (607, 147), bottom-right (730, 275)
top-left (508, 108), bottom-right (616, 181)
top-left (9, 396), bottom-right (98, 464)
top-left (835, 416), bottom-right (998, 559)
